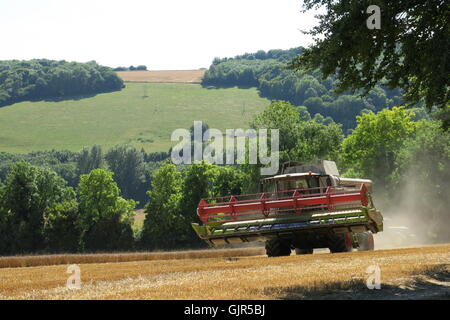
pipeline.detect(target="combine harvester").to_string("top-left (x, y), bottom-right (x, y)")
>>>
top-left (192, 160), bottom-right (384, 257)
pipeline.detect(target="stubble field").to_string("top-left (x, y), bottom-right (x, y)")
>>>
top-left (0, 244), bottom-right (449, 300)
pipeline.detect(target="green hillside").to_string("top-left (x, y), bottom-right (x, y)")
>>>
top-left (0, 83), bottom-right (269, 153)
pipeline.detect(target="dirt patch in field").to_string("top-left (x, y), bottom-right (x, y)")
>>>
top-left (117, 70), bottom-right (205, 83)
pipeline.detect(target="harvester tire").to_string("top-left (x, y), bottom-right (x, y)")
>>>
top-left (356, 232), bottom-right (375, 251)
top-left (265, 238), bottom-right (291, 257)
top-left (328, 232), bottom-right (353, 253)
top-left (295, 248), bottom-right (313, 255)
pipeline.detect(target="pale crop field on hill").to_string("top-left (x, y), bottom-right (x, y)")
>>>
top-left (0, 83), bottom-right (269, 153)
top-left (116, 70), bottom-right (205, 83)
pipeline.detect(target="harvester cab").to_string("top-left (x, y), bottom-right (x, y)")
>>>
top-left (191, 160), bottom-right (383, 257)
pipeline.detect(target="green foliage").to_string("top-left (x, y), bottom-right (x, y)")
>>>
top-left (251, 100), bottom-right (344, 165)
top-left (251, 100), bottom-right (301, 158)
top-left (77, 169), bottom-right (135, 229)
top-left (113, 65), bottom-right (147, 71)
top-left (294, 120), bottom-right (344, 163)
top-left (43, 199), bottom-right (80, 252)
top-left (391, 120), bottom-right (450, 242)
top-left (77, 169), bottom-right (136, 251)
top-left (0, 162), bottom-right (74, 253)
top-left (213, 166), bottom-right (246, 197)
top-left (77, 145), bottom-right (104, 175)
top-left (394, 120), bottom-right (450, 179)
top-left (179, 162), bottom-right (221, 247)
top-left (141, 162), bottom-right (246, 250)
top-left (0, 162), bottom-right (140, 254)
top-left (341, 107), bottom-right (417, 187)
top-left (0, 150), bottom-right (78, 185)
top-left (203, 48), bottom-right (405, 131)
top-left (0, 145), bottom-right (168, 210)
top-left (289, 0), bottom-right (449, 126)
top-left (0, 181), bottom-right (10, 254)
top-left (105, 145), bottom-right (147, 202)
top-left (82, 212), bottom-right (134, 252)
top-left (0, 59), bottom-right (124, 107)
top-left (141, 163), bottom-right (184, 249)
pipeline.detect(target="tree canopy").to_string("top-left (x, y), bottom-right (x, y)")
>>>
top-left (0, 59), bottom-right (124, 107)
top-left (341, 107), bottom-right (417, 187)
top-left (202, 47), bottom-right (406, 131)
top-left (288, 0), bottom-right (449, 128)
top-left (251, 100), bottom-right (344, 164)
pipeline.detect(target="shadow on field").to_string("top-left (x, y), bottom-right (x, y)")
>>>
top-left (201, 84), bottom-right (256, 90)
top-left (38, 93), bottom-right (99, 102)
top-left (0, 87), bottom-right (126, 108)
top-left (263, 265), bottom-right (450, 300)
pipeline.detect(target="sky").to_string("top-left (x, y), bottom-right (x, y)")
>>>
top-left (0, 0), bottom-right (320, 70)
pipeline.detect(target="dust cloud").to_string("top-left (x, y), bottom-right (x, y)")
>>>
top-left (372, 168), bottom-right (450, 250)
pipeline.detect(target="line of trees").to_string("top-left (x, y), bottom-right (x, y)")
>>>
top-left (0, 59), bottom-right (124, 107)
top-left (0, 164), bottom-right (135, 254)
top-left (201, 48), bottom-right (424, 131)
top-left (0, 159), bottom-right (247, 254)
top-left (0, 101), bottom-right (448, 254)
top-left (0, 146), bottom-right (170, 207)
top-left (289, 0), bottom-right (449, 129)
top-left (113, 65), bottom-right (148, 72)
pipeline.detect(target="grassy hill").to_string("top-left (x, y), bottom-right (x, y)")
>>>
top-left (0, 83), bottom-right (269, 154)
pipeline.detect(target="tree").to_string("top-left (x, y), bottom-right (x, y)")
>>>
top-left (0, 59), bottom-right (124, 107)
top-left (0, 180), bottom-right (11, 254)
top-left (179, 162), bottom-right (219, 247)
top-left (136, 65), bottom-right (148, 71)
top-left (0, 162), bottom-right (73, 253)
top-left (142, 162), bottom-right (244, 250)
top-left (76, 145), bottom-right (104, 175)
top-left (325, 95), bottom-right (373, 131)
top-left (105, 145), bottom-right (147, 201)
top-left (77, 169), bottom-right (136, 251)
top-left (251, 100), bottom-right (301, 162)
top-left (141, 163), bottom-right (185, 249)
top-left (294, 119), bottom-right (344, 163)
top-left (201, 47), bottom-right (406, 130)
top-left (288, 0), bottom-right (449, 127)
top-left (341, 107), bottom-right (417, 188)
top-left (213, 166), bottom-right (245, 197)
top-left (43, 199), bottom-right (80, 252)
top-left (251, 100), bottom-right (344, 164)
top-left (391, 120), bottom-right (450, 243)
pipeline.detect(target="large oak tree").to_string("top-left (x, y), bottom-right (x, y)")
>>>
top-left (289, 0), bottom-right (449, 127)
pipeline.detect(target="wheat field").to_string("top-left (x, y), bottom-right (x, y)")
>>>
top-left (116, 70), bottom-right (205, 83)
top-left (0, 244), bottom-right (449, 300)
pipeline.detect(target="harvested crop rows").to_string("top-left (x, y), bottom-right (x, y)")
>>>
top-left (0, 244), bottom-right (449, 300)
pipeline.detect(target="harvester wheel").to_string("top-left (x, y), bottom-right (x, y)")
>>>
top-left (265, 238), bottom-right (291, 257)
top-left (328, 232), bottom-right (353, 253)
top-left (295, 248), bottom-right (313, 255)
top-left (356, 232), bottom-right (375, 251)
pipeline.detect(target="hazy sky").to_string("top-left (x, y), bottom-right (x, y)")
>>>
top-left (0, 0), bottom-right (320, 70)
